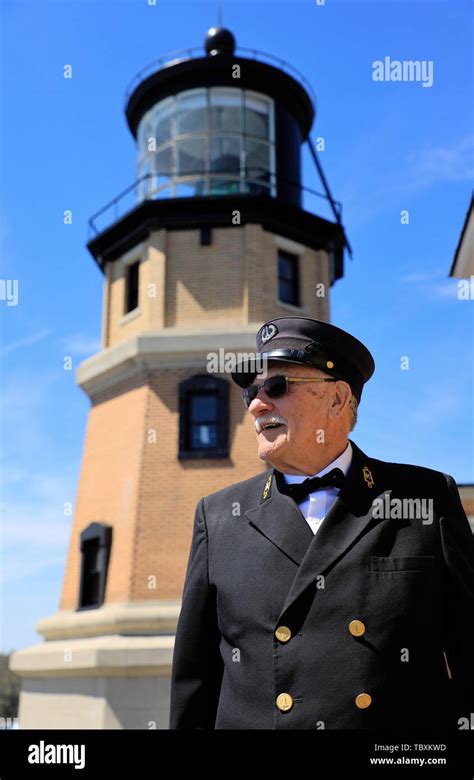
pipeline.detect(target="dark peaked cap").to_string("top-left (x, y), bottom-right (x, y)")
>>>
top-left (231, 317), bottom-right (375, 403)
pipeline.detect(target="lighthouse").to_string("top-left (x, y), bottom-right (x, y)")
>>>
top-left (11, 26), bottom-right (348, 729)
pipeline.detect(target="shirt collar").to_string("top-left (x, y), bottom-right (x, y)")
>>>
top-left (283, 441), bottom-right (353, 484)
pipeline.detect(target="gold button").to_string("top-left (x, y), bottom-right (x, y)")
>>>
top-left (326, 361), bottom-right (334, 369)
top-left (348, 619), bottom-right (366, 637)
top-left (355, 693), bottom-right (372, 709)
top-left (276, 693), bottom-right (294, 712)
top-left (275, 625), bottom-right (292, 643)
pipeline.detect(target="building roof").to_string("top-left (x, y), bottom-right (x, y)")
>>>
top-left (450, 193), bottom-right (474, 278)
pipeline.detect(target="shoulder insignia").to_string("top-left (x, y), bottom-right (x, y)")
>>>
top-left (261, 473), bottom-right (273, 502)
top-left (362, 465), bottom-right (375, 489)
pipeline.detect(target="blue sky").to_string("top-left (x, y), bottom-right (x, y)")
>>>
top-left (1, 0), bottom-right (473, 652)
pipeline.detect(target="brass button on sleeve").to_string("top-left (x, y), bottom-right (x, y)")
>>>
top-left (275, 625), bottom-right (292, 643)
top-left (276, 693), bottom-right (294, 712)
top-left (348, 619), bottom-right (366, 637)
top-left (355, 693), bottom-right (372, 709)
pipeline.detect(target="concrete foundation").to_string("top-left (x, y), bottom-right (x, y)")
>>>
top-left (9, 602), bottom-right (177, 729)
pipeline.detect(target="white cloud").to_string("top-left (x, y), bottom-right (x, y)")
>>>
top-left (59, 332), bottom-right (101, 357)
top-left (338, 133), bottom-right (474, 228)
top-left (0, 329), bottom-right (51, 357)
top-left (431, 281), bottom-right (461, 299)
top-left (0, 367), bottom-right (79, 650)
top-left (410, 389), bottom-right (464, 426)
top-left (408, 135), bottom-right (474, 186)
top-left (1, 371), bottom-right (59, 458)
top-left (399, 270), bottom-right (445, 284)
top-left (0, 466), bottom-right (76, 584)
top-left (397, 271), bottom-right (461, 301)
top-left (0, 369), bottom-right (79, 592)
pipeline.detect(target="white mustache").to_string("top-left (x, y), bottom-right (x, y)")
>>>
top-left (255, 414), bottom-right (287, 434)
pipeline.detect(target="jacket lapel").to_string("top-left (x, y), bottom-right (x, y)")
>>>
top-left (245, 472), bottom-right (314, 566)
top-left (278, 440), bottom-right (384, 617)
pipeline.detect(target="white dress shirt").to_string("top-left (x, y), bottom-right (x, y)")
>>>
top-left (283, 441), bottom-right (353, 535)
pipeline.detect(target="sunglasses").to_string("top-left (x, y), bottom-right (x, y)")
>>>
top-left (242, 374), bottom-right (337, 408)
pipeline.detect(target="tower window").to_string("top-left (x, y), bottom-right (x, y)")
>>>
top-left (125, 260), bottom-right (140, 313)
top-left (77, 523), bottom-right (112, 610)
top-left (200, 226), bottom-right (212, 245)
top-left (278, 250), bottom-right (300, 306)
top-left (179, 375), bottom-right (229, 459)
top-left (190, 394), bottom-right (218, 449)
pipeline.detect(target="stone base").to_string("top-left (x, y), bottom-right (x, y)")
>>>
top-left (10, 631), bottom-right (175, 729)
top-left (17, 673), bottom-right (171, 729)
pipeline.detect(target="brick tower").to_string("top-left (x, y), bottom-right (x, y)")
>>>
top-left (11, 26), bottom-right (348, 729)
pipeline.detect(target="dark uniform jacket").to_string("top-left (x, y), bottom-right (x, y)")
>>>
top-left (169, 440), bottom-right (474, 729)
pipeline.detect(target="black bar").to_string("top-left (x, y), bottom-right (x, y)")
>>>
top-left (0, 729), bottom-right (472, 778)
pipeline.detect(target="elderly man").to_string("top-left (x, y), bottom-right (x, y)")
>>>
top-left (169, 317), bottom-right (474, 730)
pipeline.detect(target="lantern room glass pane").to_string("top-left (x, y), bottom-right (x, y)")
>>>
top-left (155, 146), bottom-right (173, 176)
top-left (177, 138), bottom-right (206, 176)
top-left (152, 98), bottom-right (174, 147)
top-left (245, 140), bottom-right (270, 181)
top-left (210, 136), bottom-right (241, 174)
top-left (244, 94), bottom-right (270, 139)
top-left (177, 90), bottom-right (207, 135)
top-left (138, 116), bottom-right (150, 160)
top-left (154, 186), bottom-right (172, 199)
top-left (244, 181), bottom-right (270, 195)
top-left (209, 178), bottom-right (241, 195)
top-left (176, 180), bottom-right (206, 197)
top-left (137, 159), bottom-right (152, 199)
top-left (210, 88), bottom-right (242, 132)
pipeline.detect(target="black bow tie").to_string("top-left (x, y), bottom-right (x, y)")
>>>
top-left (283, 468), bottom-right (346, 504)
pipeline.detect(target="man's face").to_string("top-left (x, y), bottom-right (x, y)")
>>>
top-left (246, 361), bottom-right (341, 473)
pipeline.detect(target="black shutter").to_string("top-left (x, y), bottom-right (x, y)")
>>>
top-left (77, 523), bottom-right (112, 610)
